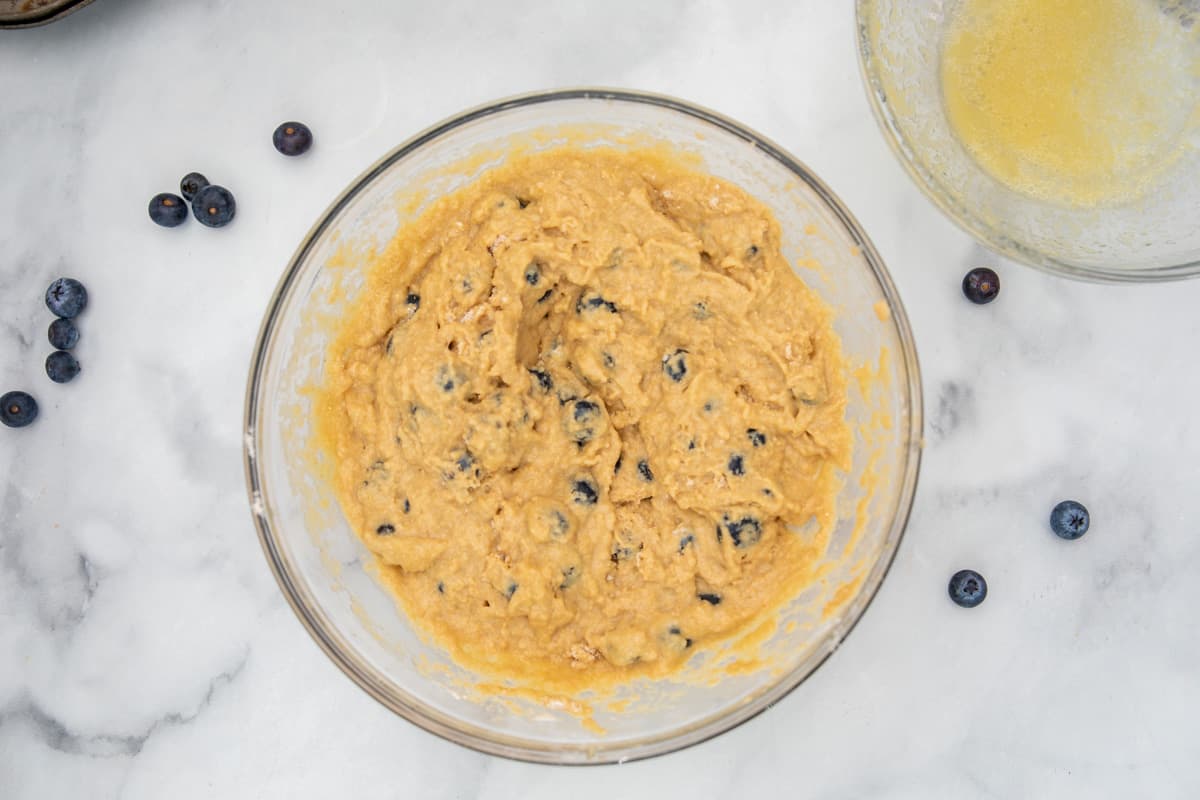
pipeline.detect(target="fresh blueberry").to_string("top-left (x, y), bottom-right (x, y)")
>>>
top-left (948, 569), bottom-right (987, 608)
top-left (662, 349), bottom-right (688, 382)
top-left (721, 515), bottom-right (762, 548)
top-left (728, 454), bottom-right (745, 476)
top-left (571, 477), bottom-right (598, 505)
top-left (376, 523), bottom-right (396, 535)
top-left (47, 318), bottom-right (79, 350)
top-left (149, 193), bottom-right (188, 227)
top-left (179, 172), bottom-right (209, 202)
top-left (1050, 500), bottom-right (1090, 540)
top-left (637, 459), bottom-right (654, 482)
top-left (698, 592), bottom-right (722, 605)
top-left (273, 121), bottom-right (313, 156)
top-left (747, 428), bottom-right (766, 447)
top-left (962, 267), bottom-right (1000, 304)
top-left (1, 391), bottom-right (38, 428)
top-left (525, 262), bottom-right (541, 286)
top-left (45, 278), bottom-right (88, 319)
top-left (45, 350), bottom-right (80, 383)
top-left (191, 184), bottom-right (236, 227)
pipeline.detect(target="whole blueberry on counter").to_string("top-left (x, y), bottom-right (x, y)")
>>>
top-left (45, 278), bottom-right (88, 319)
top-left (273, 121), bottom-right (313, 156)
top-left (149, 193), bottom-right (189, 227)
top-left (962, 267), bottom-right (1000, 304)
top-left (46, 350), bottom-right (80, 383)
top-left (948, 569), bottom-right (987, 608)
top-left (191, 185), bottom-right (236, 227)
top-left (1, 390), bottom-right (38, 428)
top-left (1050, 500), bottom-right (1090, 540)
top-left (179, 172), bottom-right (209, 202)
top-left (48, 317), bottom-right (79, 350)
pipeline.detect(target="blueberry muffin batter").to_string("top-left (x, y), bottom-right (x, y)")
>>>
top-left (319, 148), bottom-right (849, 688)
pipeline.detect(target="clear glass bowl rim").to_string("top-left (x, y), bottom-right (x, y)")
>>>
top-left (243, 87), bottom-right (924, 764)
top-left (854, 0), bottom-right (1200, 283)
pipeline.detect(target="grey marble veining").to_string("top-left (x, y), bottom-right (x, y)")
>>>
top-left (2, 0), bottom-right (1199, 797)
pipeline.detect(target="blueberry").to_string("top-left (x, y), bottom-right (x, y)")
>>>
top-left (571, 477), bottom-right (598, 505)
top-left (747, 428), bottom-right (767, 447)
top-left (678, 533), bottom-right (695, 553)
top-left (179, 172), bottom-right (209, 202)
top-left (692, 302), bottom-right (710, 320)
top-left (728, 454), bottom-right (745, 476)
top-left (529, 368), bottom-right (553, 392)
top-left (722, 515), bottom-right (762, 548)
top-left (1, 391), bottom-right (38, 428)
top-left (525, 262), bottom-right (541, 286)
top-left (687, 439), bottom-right (696, 451)
top-left (962, 267), bottom-right (1000, 304)
top-left (273, 121), bottom-right (313, 156)
top-left (1050, 500), bottom-right (1090, 540)
top-left (948, 569), bottom-right (987, 608)
top-left (45, 350), bottom-right (80, 383)
top-left (698, 592), bottom-right (722, 605)
top-left (47, 318), bottom-right (79, 350)
top-left (662, 349), bottom-right (688, 382)
top-left (573, 399), bottom-right (600, 422)
top-left (503, 581), bottom-right (518, 600)
top-left (403, 498), bottom-right (411, 514)
top-left (149, 193), bottom-right (188, 227)
top-left (45, 278), bottom-right (88, 318)
top-left (376, 523), bottom-right (396, 535)
top-left (637, 459), bottom-right (654, 482)
top-left (406, 292), bottom-right (420, 310)
top-left (576, 292), bottom-right (618, 314)
top-left (191, 185), bottom-right (236, 227)
top-left (436, 580), bottom-right (445, 594)
top-left (455, 450), bottom-right (475, 472)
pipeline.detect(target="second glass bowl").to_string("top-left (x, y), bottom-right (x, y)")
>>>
top-left (857, 0), bottom-right (1200, 282)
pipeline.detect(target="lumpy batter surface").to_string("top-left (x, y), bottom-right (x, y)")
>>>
top-left (318, 148), bottom-right (849, 689)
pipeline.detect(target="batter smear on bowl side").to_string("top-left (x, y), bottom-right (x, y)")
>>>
top-left (318, 147), bottom-right (850, 689)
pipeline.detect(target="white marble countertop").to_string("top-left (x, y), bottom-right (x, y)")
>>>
top-left (2, 1), bottom-right (1198, 797)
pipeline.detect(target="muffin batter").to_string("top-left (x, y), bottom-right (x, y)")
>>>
top-left (319, 148), bottom-right (849, 688)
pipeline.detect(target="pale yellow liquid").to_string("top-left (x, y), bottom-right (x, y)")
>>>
top-left (942, 0), bottom-right (1200, 206)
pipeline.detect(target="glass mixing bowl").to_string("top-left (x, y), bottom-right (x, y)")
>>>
top-left (857, 0), bottom-right (1200, 282)
top-left (244, 89), bottom-right (922, 763)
